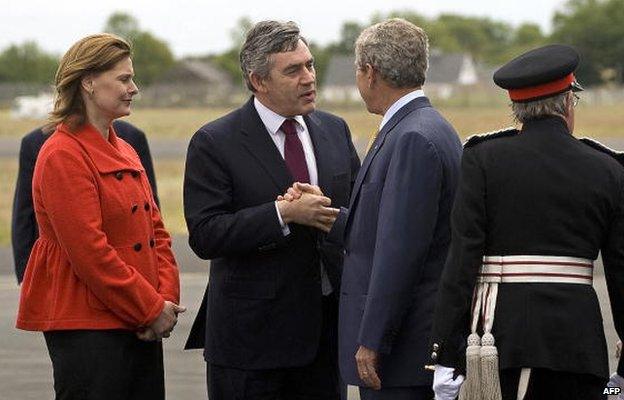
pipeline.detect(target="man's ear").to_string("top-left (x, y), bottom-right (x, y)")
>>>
top-left (249, 72), bottom-right (268, 94)
top-left (365, 64), bottom-right (376, 88)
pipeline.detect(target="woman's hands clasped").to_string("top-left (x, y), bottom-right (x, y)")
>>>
top-left (136, 300), bottom-right (186, 341)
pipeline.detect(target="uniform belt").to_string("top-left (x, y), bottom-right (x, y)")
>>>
top-left (465, 254), bottom-right (595, 399)
top-left (477, 255), bottom-right (593, 285)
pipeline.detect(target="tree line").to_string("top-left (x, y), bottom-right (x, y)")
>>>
top-left (1, 0), bottom-right (622, 88)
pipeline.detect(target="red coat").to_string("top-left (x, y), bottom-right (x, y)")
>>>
top-left (16, 123), bottom-right (180, 331)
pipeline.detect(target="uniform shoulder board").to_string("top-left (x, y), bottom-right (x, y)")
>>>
top-left (579, 137), bottom-right (624, 167)
top-left (464, 127), bottom-right (519, 148)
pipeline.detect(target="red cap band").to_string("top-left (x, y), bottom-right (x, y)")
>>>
top-left (508, 73), bottom-right (575, 102)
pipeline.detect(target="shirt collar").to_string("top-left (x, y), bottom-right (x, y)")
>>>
top-left (254, 97), bottom-right (306, 134)
top-left (380, 89), bottom-right (425, 130)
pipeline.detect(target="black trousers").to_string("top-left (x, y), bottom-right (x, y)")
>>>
top-left (500, 368), bottom-right (608, 400)
top-left (44, 329), bottom-right (164, 400)
top-left (207, 295), bottom-right (341, 400)
top-left (359, 385), bottom-right (433, 400)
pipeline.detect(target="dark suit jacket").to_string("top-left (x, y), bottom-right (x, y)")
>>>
top-left (334, 97), bottom-right (462, 387)
top-left (431, 116), bottom-right (624, 379)
top-left (11, 120), bottom-right (158, 283)
top-left (183, 97), bottom-right (360, 369)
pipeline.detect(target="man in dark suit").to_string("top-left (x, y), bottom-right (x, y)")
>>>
top-left (292, 18), bottom-right (461, 400)
top-left (431, 45), bottom-right (624, 400)
top-left (11, 119), bottom-right (158, 284)
top-left (183, 20), bottom-right (360, 399)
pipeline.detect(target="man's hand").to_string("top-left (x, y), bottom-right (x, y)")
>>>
top-left (432, 365), bottom-right (464, 400)
top-left (356, 345), bottom-right (381, 390)
top-left (277, 182), bottom-right (323, 202)
top-left (277, 192), bottom-right (339, 232)
top-left (149, 301), bottom-right (186, 339)
top-left (136, 327), bottom-right (158, 342)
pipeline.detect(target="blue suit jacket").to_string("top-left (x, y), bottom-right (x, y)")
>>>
top-left (333, 97), bottom-right (462, 387)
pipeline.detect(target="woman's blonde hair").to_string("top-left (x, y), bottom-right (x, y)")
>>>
top-left (45, 33), bottom-right (131, 132)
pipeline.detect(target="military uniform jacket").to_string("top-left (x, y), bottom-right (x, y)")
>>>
top-left (431, 116), bottom-right (624, 379)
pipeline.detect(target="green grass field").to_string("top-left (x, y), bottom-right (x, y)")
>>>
top-left (1, 103), bottom-right (624, 247)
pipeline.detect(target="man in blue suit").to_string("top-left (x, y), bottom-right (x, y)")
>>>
top-left (290, 18), bottom-right (462, 399)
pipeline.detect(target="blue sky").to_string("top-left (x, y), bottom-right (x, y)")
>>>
top-left (2, 0), bottom-right (568, 57)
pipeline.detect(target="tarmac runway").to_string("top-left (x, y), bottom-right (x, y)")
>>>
top-left (0, 258), bottom-right (620, 399)
top-left (1, 134), bottom-right (622, 398)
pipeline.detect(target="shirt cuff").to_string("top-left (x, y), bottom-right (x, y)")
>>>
top-left (274, 201), bottom-right (290, 236)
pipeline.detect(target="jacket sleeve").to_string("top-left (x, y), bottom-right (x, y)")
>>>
top-left (430, 147), bottom-right (487, 369)
top-left (11, 134), bottom-right (39, 284)
top-left (601, 173), bottom-right (624, 376)
top-left (183, 129), bottom-right (289, 260)
top-left (326, 119), bottom-right (361, 246)
top-left (357, 133), bottom-right (443, 354)
top-left (39, 149), bottom-right (165, 327)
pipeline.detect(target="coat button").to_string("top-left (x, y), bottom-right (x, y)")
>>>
top-left (131, 204), bottom-right (138, 213)
top-left (433, 343), bottom-right (439, 351)
top-left (131, 171), bottom-right (139, 178)
top-left (431, 351), bottom-right (438, 360)
top-left (133, 243), bottom-right (142, 252)
top-left (149, 238), bottom-right (155, 248)
top-left (144, 202), bottom-right (150, 211)
top-left (115, 172), bottom-right (123, 180)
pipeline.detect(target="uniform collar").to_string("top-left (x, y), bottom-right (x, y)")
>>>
top-left (57, 122), bottom-right (143, 173)
top-left (521, 115), bottom-right (571, 136)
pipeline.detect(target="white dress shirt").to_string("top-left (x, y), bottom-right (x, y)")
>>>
top-left (379, 89), bottom-right (425, 131)
top-left (254, 97), bottom-right (318, 185)
top-left (254, 97), bottom-right (333, 295)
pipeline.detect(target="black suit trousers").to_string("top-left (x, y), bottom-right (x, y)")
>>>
top-left (207, 295), bottom-right (340, 400)
top-left (44, 330), bottom-right (164, 400)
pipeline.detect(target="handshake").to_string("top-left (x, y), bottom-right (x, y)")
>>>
top-left (136, 300), bottom-right (186, 342)
top-left (276, 182), bottom-right (340, 233)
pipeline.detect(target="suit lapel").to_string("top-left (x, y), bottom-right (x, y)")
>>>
top-left (348, 97), bottom-right (432, 211)
top-left (304, 113), bottom-right (332, 196)
top-left (239, 97), bottom-right (293, 192)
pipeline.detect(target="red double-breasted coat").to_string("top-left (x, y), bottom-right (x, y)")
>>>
top-left (16, 123), bottom-right (180, 331)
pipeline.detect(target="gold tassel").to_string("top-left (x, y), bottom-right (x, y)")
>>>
top-left (480, 332), bottom-right (502, 400)
top-left (459, 333), bottom-right (482, 400)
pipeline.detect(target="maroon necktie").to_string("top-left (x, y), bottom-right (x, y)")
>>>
top-left (281, 119), bottom-right (310, 183)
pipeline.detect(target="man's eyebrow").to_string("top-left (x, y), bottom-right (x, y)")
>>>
top-left (283, 58), bottom-right (315, 71)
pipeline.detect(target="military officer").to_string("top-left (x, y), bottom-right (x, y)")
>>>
top-left (430, 44), bottom-right (624, 400)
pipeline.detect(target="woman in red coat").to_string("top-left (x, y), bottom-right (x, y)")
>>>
top-left (16, 33), bottom-right (183, 400)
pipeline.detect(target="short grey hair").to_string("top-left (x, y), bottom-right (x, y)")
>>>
top-left (511, 93), bottom-right (570, 124)
top-left (239, 20), bottom-right (307, 92)
top-left (355, 18), bottom-right (428, 88)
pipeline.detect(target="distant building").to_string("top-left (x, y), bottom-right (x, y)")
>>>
top-left (321, 51), bottom-right (480, 103)
top-left (321, 55), bottom-right (361, 103)
top-left (11, 92), bottom-right (53, 120)
top-left (427, 50), bottom-right (479, 99)
top-left (141, 59), bottom-right (239, 107)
